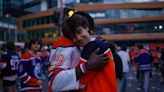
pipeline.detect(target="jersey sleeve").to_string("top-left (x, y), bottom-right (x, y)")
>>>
top-left (49, 68), bottom-right (79, 92)
top-left (0, 60), bottom-right (7, 70)
top-left (49, 49), bottom-right (56, 63)
top-left (18, 60), bottom-right (40, 86)
top-left (0, 54), bottom-right (7, 70)
top-left (48, 46), bottom-right (80, 92)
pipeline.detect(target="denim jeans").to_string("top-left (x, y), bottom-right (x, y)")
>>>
top-left (121, 72), bottom-right (128, 92)
top-left (139, 70), bottom-right (150, 92)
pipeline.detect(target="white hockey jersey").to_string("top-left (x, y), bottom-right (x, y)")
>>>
top-left (48, 37), bottom-right (80, 92)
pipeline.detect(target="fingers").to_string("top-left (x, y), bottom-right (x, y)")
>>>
top-left (101, 56), bottom-right (109, 63)
top-left (92, 48), bottom-right (100, 55)
top-left (100, 57), bottom-right (109, 64)
top-left (97, 54), bottom-right (109, 68)
top-left (99, 54), bottom-right (109, 61)
top-left (99, 53), bottom-right (108, 57)
top-left (38, 80), bottom-right (43, 85)
top-left (97, 60), bottom-right (109, 68)
top-left (87, 49), bottom-right (109, 70)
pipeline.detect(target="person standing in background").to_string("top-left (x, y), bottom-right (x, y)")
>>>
top-left (18, 39), bottom-right (43, 92)
top-left (129, 47), bottom-right (135, 65)
top-left (0, 42), bottom-right (20, 92)
top-left (117, 45), bottom-right (130, 92)
top-left (152, 47), bottom-right (161, 72)
top-left (21, 39), bottom-right (42, 59)
top-left (0, 45), bottom-right (6, 92)
top-left (108, 42), bottom-right (123, 92)
top-left (135, 44), bottom-right (152, 92)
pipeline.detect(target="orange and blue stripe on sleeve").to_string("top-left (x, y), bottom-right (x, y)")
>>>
top-left (18, 60), bottom-right (40, 87)
top-left (48, 68), bottom-right (64, 92)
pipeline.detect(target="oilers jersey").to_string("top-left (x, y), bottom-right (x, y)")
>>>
top-left (48, 37), bottom-right (117, 92)
top-left (0, 51), bottom-right (20, 82)
top-left (18, 57), bottom-right (43, 91)
top-left (48, 37), bottom-right (80, 92)
top-left (79, 39), bottom-right (117, 92)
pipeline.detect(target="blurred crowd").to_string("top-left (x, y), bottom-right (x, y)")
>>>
top-left (1, 5), bottom-right (164, 92)
top-left (0, 39), bottom-right (163, 92)
top-left (0, 39), bottom-right (50, 92)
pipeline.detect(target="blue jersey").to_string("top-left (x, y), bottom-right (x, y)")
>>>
top-left (18, 57), bottom-right (43, 91)
top-left (135, 50), bottom-right (152, 70)
top-left (1, 51), bottom-right (20, 81)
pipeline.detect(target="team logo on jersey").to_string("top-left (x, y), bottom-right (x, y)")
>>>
top-left (34, 63), bottom-right (42, 79)
top-left (32, 59), bottom-right (36, 66)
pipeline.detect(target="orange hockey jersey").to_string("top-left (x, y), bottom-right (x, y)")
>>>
top-left (79, 40), bottom-right (117, 92)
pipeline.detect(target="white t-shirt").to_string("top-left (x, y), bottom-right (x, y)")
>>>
top-left (117, 50), bottom-right (130, 72)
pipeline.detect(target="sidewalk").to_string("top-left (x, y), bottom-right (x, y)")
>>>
top-left (125, 66), bottom-right (164, 92)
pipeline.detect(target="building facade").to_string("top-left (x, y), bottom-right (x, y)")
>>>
top-left (0, 0), bottom-right (32, 45)
top-left (16, 0), bottom-right (164, 47)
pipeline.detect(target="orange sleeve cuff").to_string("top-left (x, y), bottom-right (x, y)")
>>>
top-left (26, 77), bottom-right (40, 86)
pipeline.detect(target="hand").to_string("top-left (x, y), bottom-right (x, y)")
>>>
top-left (86, 48), bottom-right (109, 70)
top-left (75, 48), bottom-right (109, 80)
top-left (38, 80), bottom-right (43, 85)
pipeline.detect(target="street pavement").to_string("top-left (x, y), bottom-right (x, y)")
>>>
top-left (15, 65), bottom-right (164, 92)
top-left (125, 66), bottom-right (164, 92)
